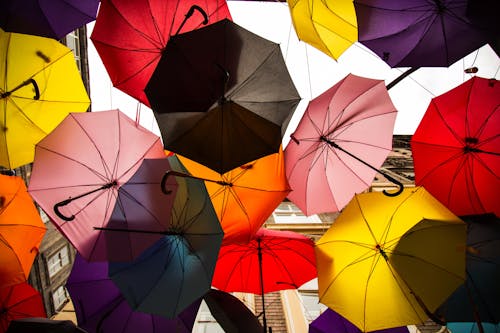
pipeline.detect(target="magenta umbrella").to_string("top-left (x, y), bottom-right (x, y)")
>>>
top-left (284, 74), bottom-right (399, 216)
top-left (27, 110), bottom-right (168, 262)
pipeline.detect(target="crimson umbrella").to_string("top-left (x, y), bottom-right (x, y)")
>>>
top-left (284, 73), bottom-right (399, 216)
top-left (66, 254), bottom-right (200, 333)
top-left (0, 283), bottom-right (45, 333)
top-left (27, 110), bottom-right (167, 262)
top-left (354, 0), bottom-right (495, 68)
top-left (0, 0), bottom-right (99, 40)
top-left (411, 76), bottom-right (499, 217)
top-left (90, 0), bottom-right (232, 106)
top-left (147, 18), bottom-right (301, 174)
top-left (211, 228), bottom-right (317, 332)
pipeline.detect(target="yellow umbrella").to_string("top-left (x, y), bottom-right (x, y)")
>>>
top-left (0, 28), bottom-right (90, 170)
top-left (287, 0), bottom-right (357, 60)
top-left (316, 186), bottom-right (466, 332)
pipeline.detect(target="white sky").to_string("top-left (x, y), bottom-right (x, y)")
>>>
top-left (87, 1), bottom-right (500, 147)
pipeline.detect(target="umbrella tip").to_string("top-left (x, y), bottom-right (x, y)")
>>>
top-left (464, 67), bottom-right (478, 74)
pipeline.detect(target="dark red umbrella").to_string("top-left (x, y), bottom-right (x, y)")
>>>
top-left (90, 0), bottom-right (232, 106)
top-left (411, 76), bottom-right (499, 217)
top-left (0, 283), bottom-right (45, 333)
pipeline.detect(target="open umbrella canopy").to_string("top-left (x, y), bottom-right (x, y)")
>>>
top-left (0, 174), bottom-right (46, 288)
top-left (90, 0), bottom-right (232, 106)
top-left (354, 0), bottom-right (495, 67)
top-left (6, 318), bottom-right (88, 333)
top-left (435, 213), bottom-right (500, 325)
top-left (0, 0), bottom-right (100, 40)
top-left (66, 254), bottom-right (200, 333)
top-left (411, 76), bottom-right (499, 217)
top-left (447, 322), bottom-right (500, 333)
top-left (147, 18), bottom-right (301, 174)
top-left (212, 227), bottom-right (316, 332)
top-left (212, 228), bottom-right (317, 294)
top-left (309, 308), bottom-right (410, 333)
top-left (286, 0), bottom-right (357, 60)
top-left (177, 146), bottom-right (290, 244)
top-left (0, 28), bottom-right (90, 170)
top-left (316, 187), bottom-right (466, 332)
top-left (0, 282), bottom-right (46, 333)
top-left (109, 155), bottom-right (223, 319)
top-left (27, 110), bottom-right (166, 262)
top-left (203, 288), bottom-right (263, 333)
top-left (284, 73), bottom-right (398, 216)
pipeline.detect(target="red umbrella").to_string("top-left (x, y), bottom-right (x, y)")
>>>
top-left (90, 0), bottom-right (232, 106)
top-left (284, 73), bottom-right (399, 216)
top-left (27, 110), bottom-right (167, 262)
top-left (211, 228), bottom-right (317, 332)
top-left (411, 76), bottom-right (499, 217)
top-left (0, 283), bottom-right (46, 333)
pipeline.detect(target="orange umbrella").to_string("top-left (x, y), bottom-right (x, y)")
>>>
top-left (175, 147), bottom-right (290, 244)
top-left (0, 175), bottom-right (46, 288)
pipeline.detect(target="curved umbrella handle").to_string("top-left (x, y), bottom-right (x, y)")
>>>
top-left (0, 78), bottom-right (40, 100)
top-left (174, 5), bottom-right (209, 36)
top-left (53, 181), bottom-right (117, 221)
top-left (29, 78), bottom-right (40, 100)
top-left (381, 174), bottom-right (404, 197)
top-left (320, 137), bottom-right (404, 197)
top-left (187, 5), bottom-right (209, 25)
top-left (54, 199), bottom-right (75, 221)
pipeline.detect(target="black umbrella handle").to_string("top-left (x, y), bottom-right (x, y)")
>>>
top-left (0, 78), bottom-right (40, 100)
top-left (320, 137), bottom-right (404, 196)
top-left (174, 5), bottom-right (209, 36)
top-left (161, 170), bottom-right (231, 194)
top-left (53, 181), bottom-right (117, 221)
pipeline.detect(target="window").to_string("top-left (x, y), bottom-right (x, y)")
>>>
top-left (52, 285), bottom-right (69, 310)
top-left (272, 202), bottom-right (321, 223)
top-left (192, 301), bottom-right (225, 333)
top-left (298, 279), bottom-right (327, 323)
top-left (47, 246), bottom-right (70, 277)
top-left (65, 31), bottom-right (81, 71)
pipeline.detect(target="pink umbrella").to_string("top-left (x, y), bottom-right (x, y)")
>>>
top-left (27, 110), bottom-right (168, 262)
top-left (284, 74), bottom-right (399, 216)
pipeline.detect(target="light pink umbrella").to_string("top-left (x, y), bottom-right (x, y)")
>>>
top-left (284, 74), bottom-right (399, 216)
top-left (27, 110), bottom-right (168, 262)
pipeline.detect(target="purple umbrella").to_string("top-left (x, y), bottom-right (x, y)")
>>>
top-left (66, 254), bottom-right (201, 333)
top-left (309, 308), bottom-right (410, 333)
top-left (354, 0), bottom-right (494, 68)
top-left (0, 0), bottom-right (100, 39)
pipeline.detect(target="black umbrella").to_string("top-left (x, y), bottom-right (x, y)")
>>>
top-left (6, 318), bottom-right (88, 333)
top-left (145, 18), bottom-right (301, 174)
top-left (204, 289), bottom-right (263, 333)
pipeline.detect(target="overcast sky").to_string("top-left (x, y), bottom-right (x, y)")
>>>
top-left (87, 1), bottom-right (500, 146)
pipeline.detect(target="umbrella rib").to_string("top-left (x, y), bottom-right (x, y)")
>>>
top-left (87, 188), bottom-right (118, 259)
top-left (96, 1), bottom-right (164, 49)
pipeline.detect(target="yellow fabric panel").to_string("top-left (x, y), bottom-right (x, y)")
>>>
top-left (288, 0), bottom-right (357, 60)
top-left (0, 28), bottom-right (90, 169)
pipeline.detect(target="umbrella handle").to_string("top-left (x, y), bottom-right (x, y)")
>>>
top-left (161, 170), bottom-right (231, 194)
top-left (174, 5), bottom-right (209, 36)
top-left (53, 182), bottom-right (117, 221)
top-left (320, 138), bottom-right (404, 196)
top-left (54, 199), bottom-right (76, 221)
top-left (0, 78), bottom-right (40, 100)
